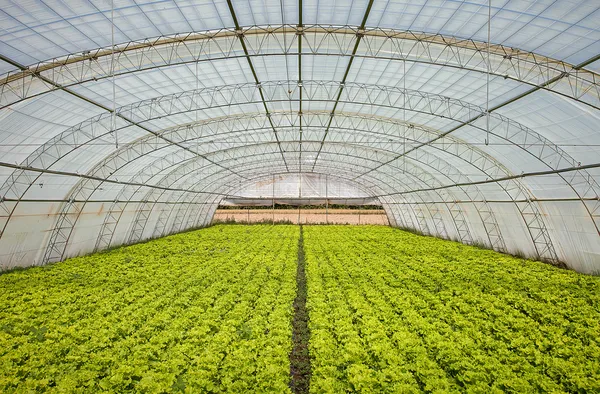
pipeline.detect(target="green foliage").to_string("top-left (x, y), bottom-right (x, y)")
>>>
top-left (1, 224), bottom-right (599, 393)
top-left (0, 225), bottom-right (299, 393)
top-left (303, 225), bottom-right (600, 394)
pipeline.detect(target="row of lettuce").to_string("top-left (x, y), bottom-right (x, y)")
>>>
top-left (304, 226), bottom-right (600, 393)
top-left (0, 225), bottom-right (299, 392)
top-left (1, 224), bottom-right (599, 392)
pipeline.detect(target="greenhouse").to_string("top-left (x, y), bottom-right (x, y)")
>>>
top-left (0, 0), bottom-right (599, 392)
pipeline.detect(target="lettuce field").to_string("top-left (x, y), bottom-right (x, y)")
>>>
top-left (1, 225), bottom-right (599, 393)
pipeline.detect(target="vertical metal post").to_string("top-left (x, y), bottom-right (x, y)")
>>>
top-left (272, 174), bottom-right (275, 224)
top-left (325, 174), bottom-right (329, 224)
top-left (485, 0), bottom-right (492, 145)
top-left (298, 173), bottom-right (302, 224)
top-left (111, 0), bottom-right (118, 149)
top-left (403, 58), bottom-right (406, 173)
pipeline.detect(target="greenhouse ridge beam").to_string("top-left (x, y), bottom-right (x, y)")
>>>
top-left (0, 53), bottom-right (247, 183)
top-left (309, 0), bottom-right (375, 172)
top-left (225, 0), bottom-right (289, 172)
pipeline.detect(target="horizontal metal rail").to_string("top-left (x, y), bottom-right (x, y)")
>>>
top-left (377, 162), bottom-right (600, 198)
top-left (0, 161), bottom-right (241, 198)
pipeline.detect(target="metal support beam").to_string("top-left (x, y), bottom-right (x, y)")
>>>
top-left (309, 0), bottom-right (375, 171)
top-left (225, 0), bottom-right (289, 172)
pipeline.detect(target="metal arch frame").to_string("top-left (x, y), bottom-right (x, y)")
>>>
top-left (4, 79), bottom-right (592, 214)
top-left (22, 101), bottom-right (564, 262)
top-left (110, 151), bottom-right (420, 246)
top-left (0, 97), bottom-right (488, 240)
top-left (127, 149), bottom-right (443, 244)
top-left (40, 123), bottom-right (261, 262)
top-left (178, 169), bottom-right (385, 232)
top-left (2, 25), bottom-right (598, 110)
top-left (0, 132), bottom-right (548, 264)
top-left (120, 146), bottom-right (449, 247)
top-left (193, 165), bottom-right (446, 238)
top-left (94, 115), bottom-right (290, 250)
top-left (112, 130), bottom-right (505, 245)
top-left (134, 159), bottom-right (384, 243)
top-left (4, 81), bottom-right (595, 198)
top-left (5, 85), bottom-right (600, 262)
top-left (88, 121), bottom-right (520, 254)
top-left (159, 138), bottom-right (509, 246)
top-left (132, 131), bottom-right (520, 246)
top-left (94, 149), bottom-right (204, 251)
top-left (159, 153), bottom-right (451, 240)
top-left (153, 160), bottom-right (415, 238)
top-left (11, 104), bottom-right (552, 262)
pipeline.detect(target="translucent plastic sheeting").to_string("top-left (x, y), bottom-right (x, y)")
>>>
top-left (587, 60), bottom-right (600, 74)
top-left (230, 173), bottom-right (374, 199)
top-left (0, 59), bottom-right (14, 75)
top-left (367, 0), bottom-right (600, 65)
top-left (0, 0), bottom-right (599, 274)
top-left (496, 90), bottom-right (600, 166)
top-left (0, 91), bottom-right (106, 163)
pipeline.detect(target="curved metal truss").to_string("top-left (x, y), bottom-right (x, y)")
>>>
top-left (1, 1), bottom-right (599, 273)
top-left (1, 25), bottom-right (598, 110)
top-left (41, 120), bottom-right (554, 264)
top-left (4, 80), bottom-right (600, 264)
top-left (30, 108), bottom-right (515, 260)
top-left (47, 146), bottom-right (454, 263)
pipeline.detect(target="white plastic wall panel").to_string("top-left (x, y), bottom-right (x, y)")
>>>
top-left (69, 58), bottom-right (254, 108)
top-left (452, 122), bottom-right (553, 173)
top-left (0, 0), bottom-right (237, 66)
top-left (586, 59), bottom-right (600, 74)
top-left (37, 123), bottom-right (148, 173)
top-left (107, 205), bottom-right (142, 247)
top-left (0, 201), bottom-right (63, 268)
top-left (234, 173), bottom-right (372, 199)
top-left (488, 201), bottom-right (538, 257)
top-left (538, 200), bottom-right (600, 274)
top-left (60, 201), bottom-right (109, 258)
top-left (253, 55), bottom-right (298, 85)
top-left (521, 174), bottom-right (578, 199)
top-left (0, 59), bottom-right (16, 76)
top-left (347, 59), bottom-right (528, 108)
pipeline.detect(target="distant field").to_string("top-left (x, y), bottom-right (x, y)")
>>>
top-left (213, 208), bottom-right (389, 225)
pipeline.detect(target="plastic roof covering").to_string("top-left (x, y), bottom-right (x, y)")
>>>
top-left (0, 0), bottom-right (599, 273)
